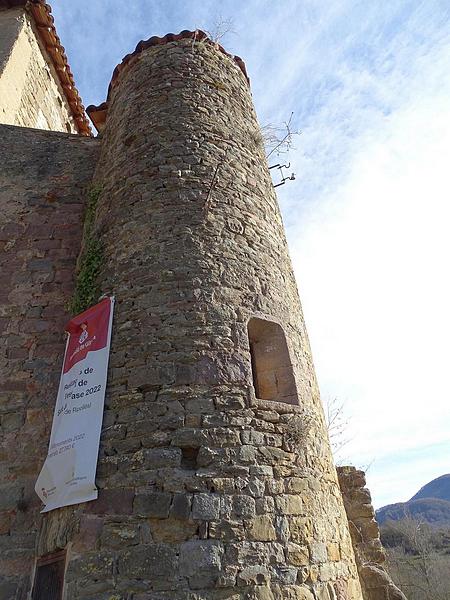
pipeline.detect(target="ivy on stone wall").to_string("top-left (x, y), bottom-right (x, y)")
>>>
top-left (68, 184), bottom-right (103, 315)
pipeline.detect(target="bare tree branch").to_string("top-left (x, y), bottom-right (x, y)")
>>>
top-left (202, 16), bottom-right (236, 44)
top-left (324, 396), bottom-right (351, 455)
top-left (263, 112), bottom-right (301, 159)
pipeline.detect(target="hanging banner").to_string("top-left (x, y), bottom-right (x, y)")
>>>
top-left (35, 297), bottom-right (115, 513)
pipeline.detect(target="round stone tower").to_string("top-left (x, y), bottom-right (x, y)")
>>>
top-left (38, 31), bottom-right (363, 600)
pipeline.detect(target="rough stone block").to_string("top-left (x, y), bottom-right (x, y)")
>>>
top-left (143, 447), bottom-right (181, 468)
top-left (119, 543), bottom-right (178, 580)
top-left (72, 516), bottom-right (103, 552)
top-left (179, 540), bottom-right (224, 589)
top-left (149, 517), bottom-right (198, 543)
top-left (279, 586), bottom-right (315, 600)
top-left (275, 495), bottom-right (303, 515)
top-left (170, 493), bottom-right (192, 519)
top-left (67, 552), bottom-right (115, 580)
top-left (238, 566), bottom-right (271, 585)
top-left (246, 515), bottom-right (277, 541)
top-left (100, 523), bottom-right (140, 549)
top-left (243, 585), bottom-right (275, 600)
top-left (232, 495), bottom-right (256, 519)
top-left (84, 488), bottom-right (134, 515)
top-left (287, 543), bottom-right (310, 566)
top-left (209, 519), bottom-right (245, 541)
top-left (134, 492), bottom-right (172, 518)
top-left (274, 566), bottom-right (298, 585)
top-left (192, 493), bottom-right (221, 520)
top-left (171, 428), bottom-right (208, 448)
top-left (285, 478), bottom-right (309, 494)
top-left (0, 484), bottom-right (23, 511)
top-left (327, 542), bottom-right (341, 562)
top-left (310, 541), bottom-right (328, 564)
top-left (290, 517), bottom-right (313, 544)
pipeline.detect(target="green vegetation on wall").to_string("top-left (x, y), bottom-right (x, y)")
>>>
top-left (69, 184), bottom-right (103, 315)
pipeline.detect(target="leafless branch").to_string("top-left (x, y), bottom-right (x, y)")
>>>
top-left (263, 112), bottom-right (301, 159)
top-left (324, 396), bottom-right (352, 455)
top-left (202, 16), bottom-right (236, 44)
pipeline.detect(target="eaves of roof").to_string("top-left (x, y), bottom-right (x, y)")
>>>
top-left (0, 0), bottom-right (91, 136)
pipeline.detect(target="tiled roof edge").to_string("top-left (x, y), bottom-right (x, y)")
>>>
top-left (87, 30), bottom-right (250, 133)
top-left (0, 0), bottom-right (92, 135)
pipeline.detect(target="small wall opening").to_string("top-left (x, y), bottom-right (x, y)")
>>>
top-left (247, 317), bottom-right (298, 405)
top-left (32, 550), bottom-right (66, 600)
top-left (181, 447), bottom-right (199, 470)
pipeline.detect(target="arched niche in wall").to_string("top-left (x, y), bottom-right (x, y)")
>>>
top-left (247, 317), bottom-right (299, 405)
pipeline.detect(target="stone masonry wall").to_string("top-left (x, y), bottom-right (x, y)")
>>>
top-left (337, 467), bottom-right (407, 600)
top-left (0, 8), bottom-right (78, 133)
top-left (0, 8), bottom-right (22, 75)
top-left (36, 40), bottom-right (364, 599)
top-left (0, 124), bottom-right (99, 599)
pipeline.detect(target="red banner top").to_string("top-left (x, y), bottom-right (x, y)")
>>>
top-left (63, 298), bottom-right (112, 373)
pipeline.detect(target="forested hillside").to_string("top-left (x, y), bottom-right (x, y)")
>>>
top-left (378, 475), bottom-right (450, 600)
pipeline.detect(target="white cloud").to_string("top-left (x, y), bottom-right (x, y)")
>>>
top-left (281, 6), bottom-right (450, 505)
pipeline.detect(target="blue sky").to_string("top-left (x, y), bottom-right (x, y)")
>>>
top-left (52, 0), bottom-right (450, 507)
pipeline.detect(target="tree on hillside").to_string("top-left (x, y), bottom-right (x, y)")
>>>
top-left (381, 518), bottom-right (450, 600)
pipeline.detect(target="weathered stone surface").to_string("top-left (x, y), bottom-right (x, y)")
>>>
top-left (310, 541), bottom-right (328, 564)
top-left (238, 566), bottom-right (271, 585)
top-left (0, 8), bottom-right (78, 133)
top-left (85, 488), bottom-right (135, 515)
top-left (246, 515), bottom-right (277, 541)
top-left (99, 522), bottom-right (139, 549)
top-left (180, 540), bottom-right (224, 589)
top-left (275, 495), bottom-right (303, 515)
top-left (277, 585), bottom-right (315, 600)
top-left (149, 517), bottom-right (198, 543)
top-left (0, 123), bottom-right (99, 595)
top-left (0, 25), bottom-right (366, 600)
top-left (288, 543), bottom-right (310, 566)
top-left (66, 552), bottom-right (115, 580)
top-left (170, 493), bottom-right (192, 519)
top-left (119, 543), bottom-right (178, 580)
top-left (134, 492), bottom-right (172, 518)
top-left (143, 447), bottom-right (182, 468)
top-left (192, 493), bottom-right (221, 520)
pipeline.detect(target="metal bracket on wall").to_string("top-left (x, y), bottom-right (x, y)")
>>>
top-left (270, 163), bottom-right (296, 188)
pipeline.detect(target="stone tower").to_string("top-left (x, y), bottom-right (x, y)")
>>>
top-left (0, 5), bottom-right (388, 600)
top-left (39, 31), bottom-right (363, 599)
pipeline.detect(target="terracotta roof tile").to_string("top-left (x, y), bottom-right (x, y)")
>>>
top-left (87, 30), bottom-right (249, 133)
top-left (0, 0), bottom-right (91, 135)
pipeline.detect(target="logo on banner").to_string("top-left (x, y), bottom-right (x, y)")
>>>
top-left (78, 323), bottom-right (89, 344)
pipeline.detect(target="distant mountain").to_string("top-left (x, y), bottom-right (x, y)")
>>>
top-left (376, 474), bottom-right (450, 527)
top-left (409, 473), bottom-right (450, 502)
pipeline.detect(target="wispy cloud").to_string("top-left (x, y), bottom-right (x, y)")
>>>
top-left (53, 0), bottom-right (450, 507)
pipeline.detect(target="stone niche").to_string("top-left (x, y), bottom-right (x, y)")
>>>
top-left (248, 317), bottom-right (299, 405)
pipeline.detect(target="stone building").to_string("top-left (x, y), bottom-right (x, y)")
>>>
top-left (0, 2), bottom-right (405, 599)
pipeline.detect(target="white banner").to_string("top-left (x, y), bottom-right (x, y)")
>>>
top-left (35, 297), bottom-right (114, 513)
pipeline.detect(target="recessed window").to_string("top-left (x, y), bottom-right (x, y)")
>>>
top-left (32, 550), bottom-right (66, 600)
top-left (248, 317), bottom-right (298, 405)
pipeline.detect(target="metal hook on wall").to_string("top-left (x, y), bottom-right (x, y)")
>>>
top-left (269, 163), bottom-right (296, 188)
